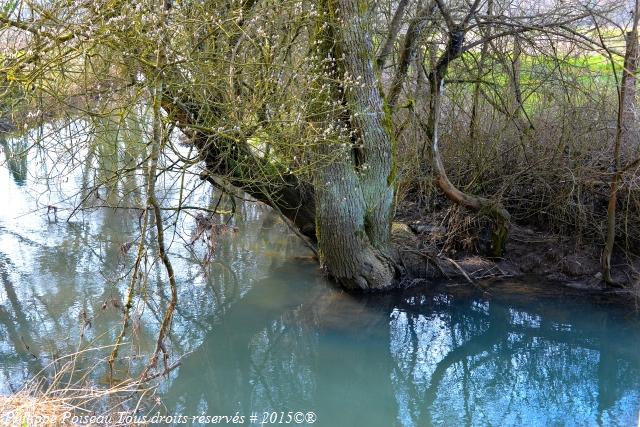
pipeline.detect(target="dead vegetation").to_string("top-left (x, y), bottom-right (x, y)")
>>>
top-left (0, 348), bottom-right (159, 427)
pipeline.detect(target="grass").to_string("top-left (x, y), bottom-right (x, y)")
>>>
top-left (0, 347), bottom-right (158, 427)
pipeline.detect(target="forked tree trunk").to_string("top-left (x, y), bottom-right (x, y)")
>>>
top-left (387, 0), bottom-right (437, 107)
top-left (376, 0), bottom-right (410, 71)
top-left (313, 0), bottom-right (398, 290)
top-left (160, 0), bottom-right (400, 291)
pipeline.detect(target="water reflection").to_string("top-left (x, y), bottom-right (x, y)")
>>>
top-left (0, 123), bottom-right (639, 426)
top-left (387, 287), bottom-right (640, 426)
top-left (0, 133), bottom-right (28, 186)
top-left (157, 275), bottom-right (640, 426)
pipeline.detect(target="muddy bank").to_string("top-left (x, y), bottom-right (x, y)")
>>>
top-left (393, 209), bottom-right (640, 299)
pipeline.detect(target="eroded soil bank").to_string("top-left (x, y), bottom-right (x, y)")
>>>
top-left (394, 204), bottom-right (640, 300)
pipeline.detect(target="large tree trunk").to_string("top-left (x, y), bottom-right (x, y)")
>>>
top-left (159, 0), bottom-right (399, 290)
top-left (312, 0), bottom-right (398, 291)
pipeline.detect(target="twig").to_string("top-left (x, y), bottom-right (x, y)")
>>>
top-left (441, 255), bottom-right (475, 285)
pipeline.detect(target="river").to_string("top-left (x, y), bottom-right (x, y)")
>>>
top-left (0, 122), bottom-right (639, 426)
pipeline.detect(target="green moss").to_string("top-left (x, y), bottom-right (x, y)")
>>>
top-left (490, 219), bottom-right (509, 258)
top-left (357, 0), bottom-right (368, 15)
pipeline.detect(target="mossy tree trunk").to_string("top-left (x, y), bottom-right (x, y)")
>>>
top-left (311, 0), bottom-right (398, 290)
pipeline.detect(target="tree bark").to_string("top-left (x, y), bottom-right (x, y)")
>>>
top-left (387, 1), bottom-right (437, 107)
top-left (312, 0), bottom-right (398, 290)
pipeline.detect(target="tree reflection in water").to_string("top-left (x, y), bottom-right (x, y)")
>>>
top-left (162, 276), bottom-right (640, 426)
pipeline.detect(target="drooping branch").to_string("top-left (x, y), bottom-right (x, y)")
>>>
top-left (160, 91), bottom-right (317, 241)
top-left (421, 0), bottom-right (510, 257)
top-left (144, 0), bottom-right (319, 243)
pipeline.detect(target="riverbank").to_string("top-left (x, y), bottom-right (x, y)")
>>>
top-left (394, 203), bottom-right (640, 299)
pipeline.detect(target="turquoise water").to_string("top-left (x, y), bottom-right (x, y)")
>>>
top-left (0, 125), bottom-right (639, 426)
top-left (157, 275), bottom-right (640, 426)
